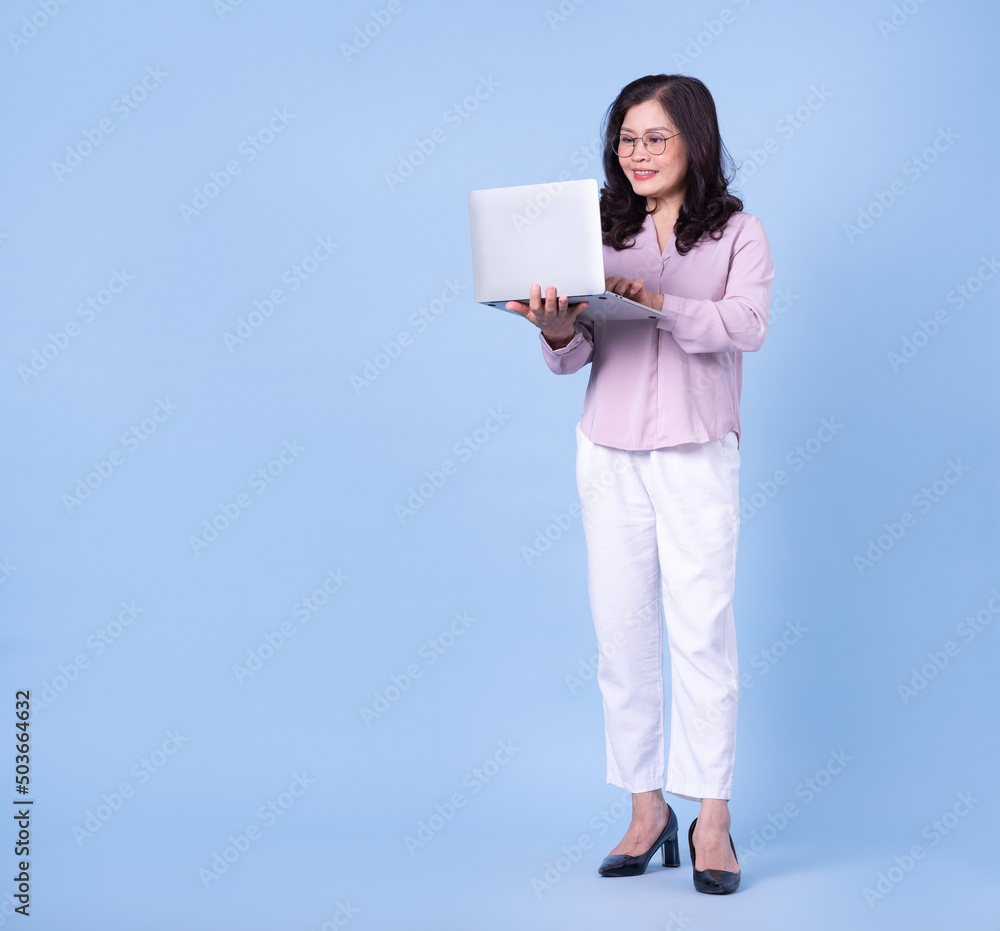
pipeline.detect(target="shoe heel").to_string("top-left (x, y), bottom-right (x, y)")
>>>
top-left (661, 834), bottom-right (680, 868)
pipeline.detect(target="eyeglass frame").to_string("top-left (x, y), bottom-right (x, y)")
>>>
top-left (614, 130), bottom-right (681, 157)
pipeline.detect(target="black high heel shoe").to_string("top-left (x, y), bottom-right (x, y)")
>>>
top-left (687, 817), bottom-right (740, 894)
top-left (598, 804), bottom-right (680, 876)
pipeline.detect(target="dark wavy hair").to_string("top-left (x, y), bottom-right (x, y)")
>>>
top-left (599, 74), bottom-right (742, 256)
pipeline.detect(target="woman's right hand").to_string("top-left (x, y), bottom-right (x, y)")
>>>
top-left (506, 283), bottom-right (588, 348)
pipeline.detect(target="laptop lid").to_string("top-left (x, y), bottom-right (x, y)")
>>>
top-left (468, 178), bottom-right (662, 322)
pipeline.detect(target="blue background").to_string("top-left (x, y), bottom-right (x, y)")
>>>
top-left (2, 0), bottom-right (997, 928)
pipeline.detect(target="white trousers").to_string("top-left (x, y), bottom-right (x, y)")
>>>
top-left (575, 423), bottom-right (741, 801)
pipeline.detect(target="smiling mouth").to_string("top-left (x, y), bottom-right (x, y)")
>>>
top-left (632, 169), bottom-right (657, 177)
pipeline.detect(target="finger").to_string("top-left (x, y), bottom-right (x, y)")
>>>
top-left (545, 285), bottom-right (559, 313)
top-left (628, 277), bottom-right (645, 295)
top-left (528, 282), bottom-right (542, 313)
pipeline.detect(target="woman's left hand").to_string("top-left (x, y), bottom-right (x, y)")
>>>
top-left (605, 276), bottom-right (664, 313)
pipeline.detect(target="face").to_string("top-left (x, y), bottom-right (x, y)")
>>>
top-left (617, 99), bottom-right (689, 206)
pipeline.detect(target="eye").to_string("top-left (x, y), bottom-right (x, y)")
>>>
top-left (647, 134), bottom-right (665, 145)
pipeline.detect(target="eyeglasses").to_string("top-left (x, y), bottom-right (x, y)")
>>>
top-left (615, 131), bottom-right (680, 157)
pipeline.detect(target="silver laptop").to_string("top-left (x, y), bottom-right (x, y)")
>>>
top-left (468, 177), bottom-right (665, 323)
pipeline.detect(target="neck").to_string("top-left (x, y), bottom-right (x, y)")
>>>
top-left (647, 193), bottom-right (684, 231)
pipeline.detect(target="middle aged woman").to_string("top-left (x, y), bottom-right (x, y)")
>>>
top-left (507, 73), bottom-right (774, 894)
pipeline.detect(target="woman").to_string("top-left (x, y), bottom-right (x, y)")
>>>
top-left (507, 74), bottom-right (773, 894)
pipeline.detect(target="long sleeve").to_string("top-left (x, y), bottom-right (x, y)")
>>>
top-left (540, 319), bottom-right (594, 374)
top-left (549, 209), bottom-right (772, 450)
top-left (653, 214), bottom-right (774, 354)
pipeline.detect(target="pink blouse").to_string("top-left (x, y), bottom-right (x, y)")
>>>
top-left (540, 210), bottom-right (774, 450)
